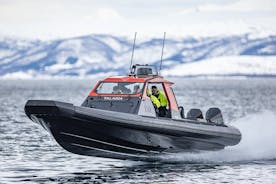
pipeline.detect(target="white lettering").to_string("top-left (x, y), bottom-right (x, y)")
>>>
top-left (104, 97), bottom-right (123, 101)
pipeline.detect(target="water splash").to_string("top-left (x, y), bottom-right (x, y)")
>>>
top-left (161, 111), bottom-right (276, 163)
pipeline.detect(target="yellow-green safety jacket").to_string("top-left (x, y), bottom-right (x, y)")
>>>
top-left (149, 94), bottom-right (161, 108)
top-left (146, 88), bottom-right (161, 108)
top-left (155, 90), bottom-right (168, 107)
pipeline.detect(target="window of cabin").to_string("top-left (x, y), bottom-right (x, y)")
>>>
top-left (96, 82), bottom-right (144, 95)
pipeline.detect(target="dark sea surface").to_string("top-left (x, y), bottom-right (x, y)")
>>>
top-left (1, 78), bottom-right (276, 183)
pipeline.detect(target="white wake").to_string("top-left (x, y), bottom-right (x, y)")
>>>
top-left (161, 111), bottom-right (276, 163)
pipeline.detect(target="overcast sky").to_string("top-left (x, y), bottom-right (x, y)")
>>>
top-left (0, 0), bottom-right (276, 40)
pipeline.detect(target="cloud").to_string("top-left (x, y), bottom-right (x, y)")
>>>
top-left (196, 0), bottom-right (276, 13)
top-left (0, 0), bottom-right (275, 39)
top-left (96, 8), bottom-right (122, 20)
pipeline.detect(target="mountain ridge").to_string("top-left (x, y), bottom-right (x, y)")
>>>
top-left (0, 33), bottom-right (276, 79)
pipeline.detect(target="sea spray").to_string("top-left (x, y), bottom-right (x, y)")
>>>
top-left (161, 111), bottom-right (276, 163)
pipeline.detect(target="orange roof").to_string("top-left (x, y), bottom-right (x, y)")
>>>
top-left (148, 77), bottom-right (174, 84)
top-left (102, 76), bottom-right (148, 82)
top-left (101, 76), bottom-right (173, 84)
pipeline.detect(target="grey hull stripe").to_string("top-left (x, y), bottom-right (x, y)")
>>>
top-left (71, 143), bottom-right (150, 158)
top-left (60, 132), bottom-right (161, 154)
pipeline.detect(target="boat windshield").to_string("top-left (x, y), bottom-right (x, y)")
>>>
top-left (96, 82), bottom-right (144, 95)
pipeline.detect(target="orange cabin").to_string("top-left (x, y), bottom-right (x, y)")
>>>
top-left (82, 65), bottom-right (181, 119)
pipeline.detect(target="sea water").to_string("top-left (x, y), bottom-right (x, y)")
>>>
top-left (0, 78), bottom-right (276, 183)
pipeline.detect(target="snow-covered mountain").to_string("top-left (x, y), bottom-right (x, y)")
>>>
top-left (0, 34), bottom-right (276, 79)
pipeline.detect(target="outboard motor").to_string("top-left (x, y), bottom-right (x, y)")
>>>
top-left (187, 109), bottom-right (203, 120)
top-left (206, 107), bottom-right (224, 125)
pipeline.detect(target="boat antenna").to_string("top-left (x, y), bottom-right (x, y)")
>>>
top-left (129, 32), bottom-right (137, 73)
top-left (159, 32), bottom-right (166, 75)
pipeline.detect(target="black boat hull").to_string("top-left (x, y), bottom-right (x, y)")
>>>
top-left (25, 100), bottom-right (241, 161)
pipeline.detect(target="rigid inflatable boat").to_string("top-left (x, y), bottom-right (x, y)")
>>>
top-left (25, 64), bottom-right (241, 161)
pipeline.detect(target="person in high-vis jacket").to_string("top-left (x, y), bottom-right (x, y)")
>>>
top-left (147, 86), bottom-right (168, 117)
top-left (146, 88), bottom-right (161, 109)
top-left (151, 86), bottom-right (168, 117)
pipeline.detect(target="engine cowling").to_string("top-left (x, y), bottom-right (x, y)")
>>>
top-left (206, 107), bottom-right (224, 125)
top-left (187, 108), bottom-right (203, 120)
